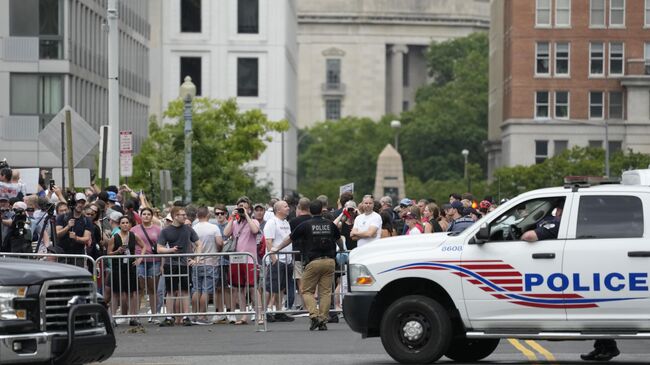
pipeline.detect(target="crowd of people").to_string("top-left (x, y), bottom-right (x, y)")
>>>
top-left (1, 164), bottom-right (504, 330)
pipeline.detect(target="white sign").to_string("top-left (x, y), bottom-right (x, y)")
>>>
top-left (119, 130), bottom-right (133, 152)
top-left (339, 183), bottom-right (354, 195)
top-left (120, 152), bottom-right (133, 177)
top-left (16, 168), bottom-right (40, 195)
top-left (51, 169), bottom-right (92, 188)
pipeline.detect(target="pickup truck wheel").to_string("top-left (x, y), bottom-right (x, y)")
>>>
top-left (444, 338), bottom-right (500, 361)
top-left (380, 295), bottom-right (452, 364)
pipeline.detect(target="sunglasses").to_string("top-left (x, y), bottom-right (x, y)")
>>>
top-left (214, 212), bottom-right (226, 216)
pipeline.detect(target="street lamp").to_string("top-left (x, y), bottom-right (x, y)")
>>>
top-left (390, 120), bottom-right (401, 151)
top-left (179, 76), bottom-right (196, 204)
top-left (461, 149), bottom-right (470, 192)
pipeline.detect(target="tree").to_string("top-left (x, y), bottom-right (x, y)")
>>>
top-left (131, 98), bottom-right (288, 205)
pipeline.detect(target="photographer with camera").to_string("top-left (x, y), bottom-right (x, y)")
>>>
top-left (55, 192), bottom-right (93, 266)
top-left (0, 201), bottom-right (33, 253)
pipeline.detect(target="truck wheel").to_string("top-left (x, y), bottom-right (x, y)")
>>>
top-left (444, 338), bottom-right (500, 362)
top-left (380, 295), bottom-right (452, 364)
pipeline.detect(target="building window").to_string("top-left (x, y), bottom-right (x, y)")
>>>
top-left (325, 59), bottom-right (341, 89)
top-left (555, 0), bottom-right (571, 27)
top-left (535, 140), bottom-right (549, 164)
top-left (325, 99), bottom-right (341, 120)
top-left (237, 57), bottom-right (259, 97)
top-left (555, 91), bottom-right (569, 119)
top-left (238, 0), bottom-right (259, 34)
top-left (589, 140), bottom-right (603, 148)
top-left (10, 0), bottom-right (63, 59)
top-left (609, 42), bottom-right (624, 75)
top-left (536, 0), bottom-right (552, 26)
top-left (403, 51), bottom-right (410, 87)
top-left (10, 74), bottom-right (63, 129)
top-left (645, 43), bottom-right (650, 75)
top-left (402, 101), bottom-right (409, 111)
top-left (590, 42), bottom-right (604, 76)
top-left (609, 91), bottom-right (623, 119)
top-left (646, 0), bottom-right (650, 26)
top-left (180, 57), bottom-right (202, 96)
top-left (554, 140), bottom-right (568, 156)
top-left (589, 91), bottom-right (604, 119)
top-left (180, 0), bottom-right (201, 33)
top-left (535, 91), bottom-right (550, 119)
top-left (536, 42), bottom-right (550, 75)
top-left (555, 42), bottom-right (570, 76)
top-left (590, 0), bottom-right (606, 27)
top-left (610, 0), bottom-right (625, 27)
top-left (609, 141), bottom-right (623, 153)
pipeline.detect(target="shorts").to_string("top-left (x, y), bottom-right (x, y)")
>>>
top-left (293, 260), bottom-right (304, 280)
top-left (111, 261), bottom-right (138, 293)
top-left (265, 261), bottom-right (292, 293)
top-left (229, 263), bottom-right (255, 287)
top-left (163, 264), bottom-right (190, 292)
top-left (137, 261), bottom-right (162, 278)
top-left (191, 265), bottom-right (216, 294)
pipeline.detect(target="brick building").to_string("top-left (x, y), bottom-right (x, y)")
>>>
top-left (488, 0), bottom-right (650, 179)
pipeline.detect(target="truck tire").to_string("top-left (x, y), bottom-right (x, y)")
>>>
top-left (444, 338), bottom-right (500, 362)
top-left (380, 295), bottom-right (452, 364)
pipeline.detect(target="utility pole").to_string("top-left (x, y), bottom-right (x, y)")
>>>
top-left (106, 0), bottom-right (120, 186)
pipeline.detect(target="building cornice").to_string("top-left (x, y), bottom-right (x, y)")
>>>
top-left (297, 14), bottom-right (490, 28)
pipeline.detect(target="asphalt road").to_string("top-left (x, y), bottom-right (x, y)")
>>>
top-left (102, 317), bottom-right (650, 365)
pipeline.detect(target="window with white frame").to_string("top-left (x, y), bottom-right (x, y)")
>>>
top-left (609, 91), bottom-right (623, 119)
top-left (610, 0), bottom-right (625, 27)
top-left (590, 42), bottom-right (604, 76)
top-left (555, 42), bottom-right (570, 76)
top-left (589, 91), bottom-right (604, 119)
top-left (535, 140), bottom-right (549, 164)
top-left (590, 0), bottom-right (606, 27)
top-left (555, 91), bottom-right (569, 119)
top-left (325, 99), bottom-right (341, 120)
top-left (536, 0), bottom-right (552, 26)
top-left (555, 0), bottom-right (571, 27)
top-left (646, 0), bottom-right (650, 27)
top-left (535, 91), bottom-right (550, 119)
top-left (609, 42), bottom-right (624, 76)
top-left (536, 42), bottom-right (550, 75)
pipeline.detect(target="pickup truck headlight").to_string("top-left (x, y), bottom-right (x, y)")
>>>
top-left (0, 286), bottom-right (28, 320)
top-left (349, 264), bottom-right (376, 287)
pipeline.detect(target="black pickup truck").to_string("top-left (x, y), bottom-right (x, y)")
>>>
top-left (0, 258), bottom-right (115, 364)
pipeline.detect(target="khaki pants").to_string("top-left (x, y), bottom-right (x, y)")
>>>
top-left (301, 258), bottom-right (335, 322)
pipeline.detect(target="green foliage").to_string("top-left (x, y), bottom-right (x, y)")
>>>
top-left (131, 98), bottom-right (288, 206)
top-left (493, 147), bottom-right (650, 199)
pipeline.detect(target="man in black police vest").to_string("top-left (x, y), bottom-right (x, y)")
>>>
top-left (271, 199), bottom-right (343, 330)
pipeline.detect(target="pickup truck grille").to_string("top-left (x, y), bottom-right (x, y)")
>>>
top-left (42, 280), bottom-right (97, 332)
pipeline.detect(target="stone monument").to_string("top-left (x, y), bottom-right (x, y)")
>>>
top-left (373, 144), bottom-right (405, 203)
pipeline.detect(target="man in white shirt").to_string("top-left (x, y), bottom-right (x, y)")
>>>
top-left (263, 200), bottom-right (294, 322)
top-left (190, 207), bottom-right (223, 324)
top-left (351, 195), bottom-right (382, 248)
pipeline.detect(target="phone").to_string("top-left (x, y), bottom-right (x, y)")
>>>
top-left (49, 180), bottom-right (55, 190)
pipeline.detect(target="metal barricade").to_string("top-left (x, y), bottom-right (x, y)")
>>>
top-left (260, 250), bottom-right (349, 331)
top-left (96, 252), bottom-right (263, 330)
top-left (0, 252), bottom-right (96, 275)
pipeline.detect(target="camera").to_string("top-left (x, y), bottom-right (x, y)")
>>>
top-left (0, 159), bottom-right (9, 170)
top-left (66, 191), bottom-right (76, 209)
top-left (346, 207), bottom-right (355, 213)
top-left (11, 208), bottom-right (28, 236)
top-left (236, 207), bottom-right (245, 215)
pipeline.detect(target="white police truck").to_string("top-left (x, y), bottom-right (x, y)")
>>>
top-left (343, 175), bottom-right (650, 364)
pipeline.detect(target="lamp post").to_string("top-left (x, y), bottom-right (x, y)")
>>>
top-left (462, 149), bottom-right (470, 193)
top-left (390, 120), bottom-right (401, 151)
top-left (179, 76), bottom-right (196, 204)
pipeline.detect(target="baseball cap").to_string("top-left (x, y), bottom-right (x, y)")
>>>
top-left (12, 201), bottom-right (27, 210)
top-left (399, 198), bottom-right (412, 207)
top-left (75, 192), bottom-right (87, 202)
top-left (253, 203), bottom-right (265, 210)
top-left (403, 212), bottom-right (416, 220)
top-left (109, 211), bottom-right (123, 222)
top-left (0, 196), bottom-right (8, 201)
top-left (450, 200), bottom-right (464, 210)
top-left (107, 191), bottom-right (117, 202)
top-left (164, 213), bottom-right (173, 221)
top-left (479, 200), bottom-right (492, 210)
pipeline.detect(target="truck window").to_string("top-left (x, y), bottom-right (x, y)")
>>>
top-left (576, 195), bottom-right (644, 239)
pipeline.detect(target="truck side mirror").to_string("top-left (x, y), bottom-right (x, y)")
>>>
top-left (470, 224), bottom-right (490, 244)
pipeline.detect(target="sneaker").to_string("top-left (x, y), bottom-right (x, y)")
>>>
top-left (194, 318), bottom-right (212, 326)
top-left (227, 315), bottom-right (237, 324)
top-left (213, 315), bottom-right (228, 324)
top-left (159, 318), bottom-right (174, 327)
top-left (318, 320), bottom-right (328, 331)
top-left (309, 317), bottom-right (320, 331)
top-left (580, 348), bottom-right (620, 361)
top-left (128, 319), bottom-right (141, 326)
top-left (182, 317), bottom-right (193, 326)
top-left (274, 313), bottom-right (295, 322)
top-left (266, 313), bottom-right (276, 323)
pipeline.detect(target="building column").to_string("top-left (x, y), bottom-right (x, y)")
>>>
top-left (390, 44), bottom-right (408, 114)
